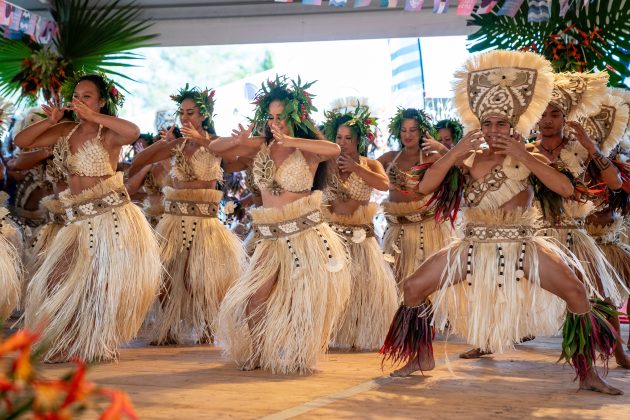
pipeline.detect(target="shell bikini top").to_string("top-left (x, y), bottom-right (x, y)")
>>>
top-left (171, 140), bottom-right (223, 182)
top-left (386, 151), bottom-right (423, 192)
top-left (252, 141), bottom-right (313, 195)
top-left (327, 156), bottom-right (372, 202)
top-left (463, 157), bottom-right (531, 210)
top-left (52, 124), bottom-right (116, 177)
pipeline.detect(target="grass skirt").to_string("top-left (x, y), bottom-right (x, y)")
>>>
top-left (325, 204), bottom-right (399, 350)
top-left (382, 198), bottom-right (452, 286)
top-left (217, 191), bottom-right (351, 374)
top-left (143, 199), bottom-right (164, 228)
top-left (432, 207), bottom-right (572, 354)
top-left (150, 187), bottom-right (246, 344)
top-left (25, 195), bottom-right (65, 277)
top-left (0, 209), bottom-right (22, 320)
top-left (587, 216), bottom-right (630, 298)
top-left (24, 173), bottom-right (161, 362)
top-left (539, 202), bottom-right (625, 305)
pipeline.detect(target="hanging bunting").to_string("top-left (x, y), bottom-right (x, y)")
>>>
top-left (457, 0), bottom-right (477, 16)
top-left (380, 0), bottom-right (398, 6)
top-left (302, 0), bottom-right (323, 4)
top-left (528, 0), bottom-right (550, 22)
top-left (559, 0), bottom-right (570, 17)
top-left (354, 0), bottom-right (372, 7)
top-left (274, 0), bottom-right (293, 3)
top-left (330, 0), bottom-right (348, 5)
top-left (476, 0), bottom-right (498, 14)
top-left (0, 0), bottom-right (58, 41)
top-left (433, 0), bottom-right (448, 13)
top-left (497, 0), bottom-right (524, 16)
top-left (404, 0), bottom-right (424, 11)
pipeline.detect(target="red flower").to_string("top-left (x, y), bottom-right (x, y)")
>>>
top-left (111, 87), bottom-right (118, 97)
top-left (367, 132), bottom-right (375, 142)
top-left (209, 90), bottom-right (215, 98)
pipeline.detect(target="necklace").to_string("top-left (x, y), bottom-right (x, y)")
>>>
top-left (540, 138), bottom-right (566, 155)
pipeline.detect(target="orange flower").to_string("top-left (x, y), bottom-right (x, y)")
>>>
top-left (63, 362), bottom-right (96, 406)
top-left (32, 380), bottom-right (68, 414)
top-left (12, 346), bottom-right (35, 383)
top-left (99, 389), bottom-right (138, 420)
top-left (0, 330), bottom-right (39, 356)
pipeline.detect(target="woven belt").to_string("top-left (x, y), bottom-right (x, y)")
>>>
top-left (254, 210), bottom-right (323, 239)
top-left (385, 210), bottom-right (433, 225)
top-left (541, 218), bottom-right (585, 230)
top-left (164, 199), bottom-right (219, 218)
top-left (592, 233), bottom-right (619, 245)
top-left (464, 224), bottom-right (535, 241)
top-left (330, 222), bottom-right (375, 239)
top-left (64, 187), bottom-right (130, 223)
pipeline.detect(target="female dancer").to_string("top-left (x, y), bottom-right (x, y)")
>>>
top-left (434, 118), bottom-right (464, 149)
top-left (17, 73), bottom-right (161, 362)
top-left (381, 51), bottom-right (622, 395)
top-left (377, 108), bottom-right (452, 286)
top-left (322, 100), bottom-right (398, 351)
top-left (128, 85), bottom-right (245, 345)
top-left (216, 75), bottom-right (351, 374)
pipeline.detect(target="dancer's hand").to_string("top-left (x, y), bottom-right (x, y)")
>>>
top-left (421, 131), bottom-right (448, 155)
top-left (159, 126), bottom-right (177, 142)
top-left (494, 132), bottom-right (529, 161)
top-left (338, 155), bottom-right (360, 173)
top-left (41, 103), bottom-right (66, 124)
top-left (181, 122), bottom-right (204, 140)
top-left (451, 129), bottom-right (484, 159)
top-left (566, 121), bottom-right (597, 155)
top-left (231, 123), bottom-right (254, 144)
top-left (271, 124), bottom-right (293, 146)
top-left (69, 99), bottom-right (99, 123)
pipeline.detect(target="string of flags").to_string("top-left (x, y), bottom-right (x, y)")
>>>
top-left (0, 0), bottom-right (57, 43)
top-left (274, 0), bottom-right (590, 20)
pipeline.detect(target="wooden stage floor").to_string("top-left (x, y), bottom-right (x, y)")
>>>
top-left (35, 326), bottom-right (629, 419)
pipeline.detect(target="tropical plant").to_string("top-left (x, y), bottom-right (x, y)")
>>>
top-left (0, 0), bottom-right (156, 104)
top-left (467, 0), bottom-right (630, 87)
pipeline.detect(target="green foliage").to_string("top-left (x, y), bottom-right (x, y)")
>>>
top-left (467, 0), bottom-right (630, 87)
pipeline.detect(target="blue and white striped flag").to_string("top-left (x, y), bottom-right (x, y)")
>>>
top-left (389, 38), bottom-right (425, 108)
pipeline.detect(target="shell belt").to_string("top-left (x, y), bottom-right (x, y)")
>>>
top-left (164, 198), bottom-right (219, 218)
top-left (63, 187), bottom-right (130, 224)
top-left (464, 224), bottom-right (535, 242)
top-left (253, 210), bottom-right (323, 239)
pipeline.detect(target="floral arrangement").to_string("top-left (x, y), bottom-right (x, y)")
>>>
top-left (1, 329), bottom-right (138, 419)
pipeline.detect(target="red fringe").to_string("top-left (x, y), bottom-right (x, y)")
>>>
top-left (380, 303), bottom-right (434, 370)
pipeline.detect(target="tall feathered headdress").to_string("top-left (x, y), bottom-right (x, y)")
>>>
top-left (452, 50), bottom-right (554, 136)
top-left (608, 87), bottom-right (630, 151)
top-left (577, 91), bottom-right (629, 157)
top-left (0, 98), bottom-right (13, 137)
top-left (549, 72), bottom-right (609, 120)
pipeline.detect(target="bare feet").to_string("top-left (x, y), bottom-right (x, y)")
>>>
top-left (579, 368), bottom-right (623, 395)
top-left (459, 348), bottom-right (492, 359)
top-left (44, 353), bottom-right (69, 364)
top-left (519, 335), bottom-right (535, 343)
top-left (390, 351), bottom-right (435, 377)
top-left (150, 334), bottom-right (179, 346)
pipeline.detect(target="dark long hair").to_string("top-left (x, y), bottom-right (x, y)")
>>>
top-left (76, 75), bottom-right (115, 116)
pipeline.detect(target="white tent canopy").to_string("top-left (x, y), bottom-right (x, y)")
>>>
top-left (17, 0), bottom-right (473, 46)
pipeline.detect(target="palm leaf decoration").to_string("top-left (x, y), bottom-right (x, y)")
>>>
top-left (0, 0), bottom-right (157, 104)
top-left (467, 0), bottom-right (630, 87)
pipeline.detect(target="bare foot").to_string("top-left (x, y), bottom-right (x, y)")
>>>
top-left (390, 351), bottom-right (435, 377)
top-left (150, 334), bottom-right (179, 346)
top-left (614, 345), bottom-right (630, 369)
top-left (459, 348), bottom-right (492, 359)
top-left (45, 353), bottom-right (70, 364)
top-left (579, 368), bottom-right (623, 395)
top-left (519, 335), bottom-right (535, 343)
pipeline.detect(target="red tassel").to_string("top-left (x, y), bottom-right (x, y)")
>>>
top-left (380, 304), bottom-right (434, 370)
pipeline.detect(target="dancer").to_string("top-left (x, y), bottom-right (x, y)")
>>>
top-left (216, 75), bottom-right (351, 374)
top-left (322, 99), bottom-right (399, 351)
top-left (580, 91), bottom-right (630, 358)
top-left (17, 73), bottom-right (161, 362)
top-left (434, 118), bottom-right (464, 149)
top-left (380, 51), bottom-right (622, 395)
top-left (378, 108), bottom-right (453, 286)
top-left (0, 190), bottom-right (22, 321)
top-left (128, 85), bottom-right (246, 345)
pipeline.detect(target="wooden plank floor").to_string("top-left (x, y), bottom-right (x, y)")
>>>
top-left (32, 326), bottom-right (629, 419)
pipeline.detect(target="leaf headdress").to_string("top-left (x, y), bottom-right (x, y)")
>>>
top-left (251, 75), bottom-right (318, 138)
top-left (60, 70), bottom-right (124, 116)
top-left (170, 84), bottom-right (217, 133)
top-left (323, 97), bottom-right (377, 156)
top-left (387, 107), bottom-right (433, 147)
top-left (434, 118), bottom-right (464, 145)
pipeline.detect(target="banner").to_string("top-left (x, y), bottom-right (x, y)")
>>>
top-left (404, 0), bottom-right (424, 11)
top-left (456, 0), bottom-right (477, 16)
top-left (433, 0), bottom-right (448, 13)
top-left (354, 0), bottom-right (372, 7)
top-left (0, 0), bottom-right (57, 42)
top-left (302, 0), bottom-right (322, 4)
top-left (528, 0), bottom-right (550, 22)
top-left (497, 0), bottom-right (524, 16)
top-left (330, 0), bottom-right (348, 5)
top-left (476, 0), bottom-right (498, 14)
top-left (380, 0), bottom-right (398, 6)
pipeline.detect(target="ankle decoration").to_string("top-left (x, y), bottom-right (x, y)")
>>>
top-left (559, 299), bottom-right (620, 381)
top-left (380, 302), bottom-right (434, 369)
